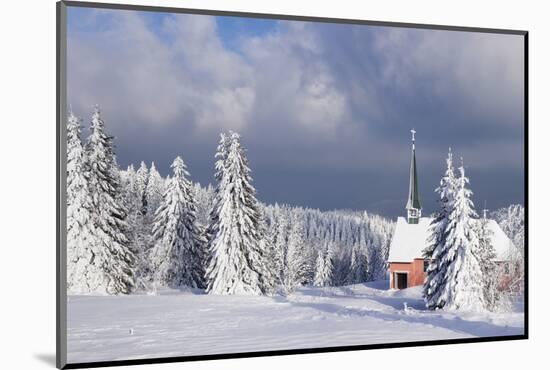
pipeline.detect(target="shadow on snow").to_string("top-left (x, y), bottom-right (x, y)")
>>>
top-left (274, 285), bottom-right (522, 338)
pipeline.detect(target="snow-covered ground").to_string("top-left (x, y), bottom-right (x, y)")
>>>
top-left (67, 281), bottom-right (524, 363)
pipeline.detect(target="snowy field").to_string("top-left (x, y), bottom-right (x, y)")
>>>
top-left (67, 281), bottom-right (524, 363)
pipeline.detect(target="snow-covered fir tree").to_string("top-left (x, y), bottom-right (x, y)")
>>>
top-left (282, 213), bottom-right (312, 293)
top-left (139, 161), bottom-right (165, 283)
top-left (118, 165), bottom-right (132, 202)
top-left (150, 157), bottom-right (206, 288)
top-left (424, 149), bottom-right (457, 309)
top-left (257, 211), bottom-right (277, 294)
top-left (120, 165), bottom-right (140, 239)
top-left (66, 109), bottom-right (97, 292)
top-left (203, 133), bottom-right (229, 264)
top-left (477, 213), bottom-right (500, 310)
top-left (135, 161), bottom-right (149, 216)
top-left (314, 243), bottom-right (333, 287)
top-left (437, 161), bottom-right (484, 311)
top-left (206, 132), bottom-right (271, 295)
top-left (121, 161), bottom-right (157, 285)
top-left (423, 149), bottom-right (456, 258)
top-left (265, 215), bottom-right (283, 288)
top-left (119, 164), bottom-right (147, 282)
top-left (193, 182), bottom-right (214, 227)
top-left (84, 105), bottom-right (135, 294)
top-left (366, 213), bottom-right (392, 280)
top-left (274, 206), bottom-right (290, 283)
top-left (347, 237), bottom-right (369, 284)
top-left (191, 182), bottom-right (214, 277)
top-left (331, 246), bottom-right (351, 286)
top-left (121, 164), bottom-right (136, 195)
top-left (146, 162), bottom-right (164, 217)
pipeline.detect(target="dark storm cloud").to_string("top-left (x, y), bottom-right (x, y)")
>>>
top-left (67, 8), bottom-right (524, 218)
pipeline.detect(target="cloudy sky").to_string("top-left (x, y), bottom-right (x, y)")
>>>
top-left (67, 6), bottom-right (525, 218)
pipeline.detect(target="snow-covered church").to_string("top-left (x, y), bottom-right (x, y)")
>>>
top-left (387, 130), bottom-right (514, 290)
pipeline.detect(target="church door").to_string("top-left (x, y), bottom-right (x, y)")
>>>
top-left (395, 272), bottom-right (408, 289)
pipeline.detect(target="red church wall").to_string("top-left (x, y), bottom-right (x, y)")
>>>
top-left (389, 259), bottom-right (516, 291)
top-left (389, 259), bottom-right (427, 289)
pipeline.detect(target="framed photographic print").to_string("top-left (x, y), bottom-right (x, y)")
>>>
top-left (56, 1), bottom-right (528, 368)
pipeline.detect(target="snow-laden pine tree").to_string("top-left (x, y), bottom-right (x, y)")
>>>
top-left (314, 243), bottom-right (333, 287)
top-left (265, 207), bottom-right (282, 287)
top-left (119, 164), bottom-right (147, 282)
top-left (440, 162), bottom-right (484, 311)
top-left (348, 239), bottom-right (369, 284)
top-left (274, 206), bottom-right (290, 286)
top-left (150, 157), bottom-right (206, 288)
top-left (282, 213), bottom-right (312, 293)
top-left (257, 210), bottom-right (277, 294)
top-left (66, 110), bottom-right (97, 292)
top-left (372, 213), bottom-right (393, 277)
top-left (366, 240), bottom-right (381, 281)
top-left (191, 182), bottom-right (214, 277)
top-left (204, 133), bottom-right (229, 259)
top-left (119, 164), bottom-right (135, 192)
top-left (366, 213), bottom-right (392, 281)
top-left (120, 165), bottom-right (140, 236)
top-left (146, 162), bottom-right (164, 218)
top-left (119, 166), bottom-right (135, 231)
top-left (135, 161), bottom-right (149, 216)
top-left (124, 161), bottom-right (154, 285)
top-left (193, 182), bottom-right (215, 227)
top-left (85, 105), bottom-right (135, 294)
top-left (206, 132), bottom-right (270, 295)
top-left (424, 149), bottom-right (457, 309)
top-left (477, 214), bottom-right (500, 311)
top-left (332, 247), bottom-right (351, 286)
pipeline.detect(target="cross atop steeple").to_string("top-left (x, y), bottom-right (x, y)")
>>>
top-left (406, 129), bottom-right (422, 224)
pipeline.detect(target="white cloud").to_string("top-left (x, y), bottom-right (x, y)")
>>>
top-left (68, 11), bottom-right (255, 133)
top-left (67, 10), bottom-right (524, 174)
top-left (373, 28), bottom-right (524, 126)
top-left (241, 22), bottom-right (351, 135)
top-left (68, 11), bottom-right (353, 137)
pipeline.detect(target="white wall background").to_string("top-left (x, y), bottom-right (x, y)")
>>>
top-left (0, 0), bottom-right (546, 368)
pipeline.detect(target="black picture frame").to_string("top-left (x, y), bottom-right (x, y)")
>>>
top-left (56, 1), bottom-right (529, 368)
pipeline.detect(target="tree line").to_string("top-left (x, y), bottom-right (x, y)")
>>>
top-left (66, 106), bottom-right (394, 295)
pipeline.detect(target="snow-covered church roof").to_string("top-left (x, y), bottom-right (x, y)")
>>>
top-left (388, 217), bottom-right (432, 262)
top-left (387, 217), bottom-right (515, 263)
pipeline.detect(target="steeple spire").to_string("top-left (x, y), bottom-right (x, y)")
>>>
top-left (406, 129), bottom-right (422, 224)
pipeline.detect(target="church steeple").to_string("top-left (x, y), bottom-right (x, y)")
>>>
top-left (406, 129), bottom-right (422, 224)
